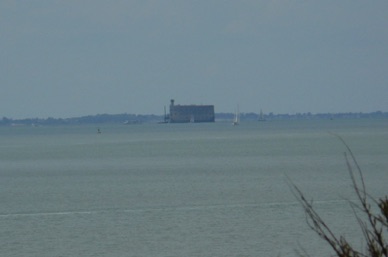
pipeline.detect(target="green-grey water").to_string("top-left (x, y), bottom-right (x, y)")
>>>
top-left (1, 119), bottom-right (387, 256)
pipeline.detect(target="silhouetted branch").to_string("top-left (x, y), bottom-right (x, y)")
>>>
top-left (291, 135), bottom-right (387, 257)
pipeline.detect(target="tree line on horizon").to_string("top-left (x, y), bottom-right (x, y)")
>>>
top-left (1, 111), bottom-right (387, 126)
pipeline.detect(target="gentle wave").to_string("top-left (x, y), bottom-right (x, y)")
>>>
top-left (0, 199), bottom-right (348, 218)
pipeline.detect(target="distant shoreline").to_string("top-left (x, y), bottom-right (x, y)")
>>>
top-left (1, 111), bottom-right (387, 126)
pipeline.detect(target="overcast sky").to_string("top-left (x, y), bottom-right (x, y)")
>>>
top-left (1, 1), bottom-right (387, 119)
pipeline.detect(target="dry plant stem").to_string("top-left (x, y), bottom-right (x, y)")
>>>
top-left (292, 134), bottom-right (387, 257)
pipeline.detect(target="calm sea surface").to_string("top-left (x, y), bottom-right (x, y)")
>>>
top-left (1, 119), bottom-right (387, 257)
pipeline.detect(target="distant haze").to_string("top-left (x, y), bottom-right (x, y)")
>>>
top-left (1, 1), bottom-right (387, 119)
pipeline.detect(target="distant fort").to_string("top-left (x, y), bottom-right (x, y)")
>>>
top-left (168, 99), bottom-right (215, 123)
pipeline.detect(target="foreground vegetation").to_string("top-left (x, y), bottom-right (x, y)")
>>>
top-left (292, 136), bottom-right (388, 257)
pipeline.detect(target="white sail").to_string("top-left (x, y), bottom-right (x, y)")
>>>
top-left (258, 109), bottom-right (266, 121)
top-left (233, 105), bottom-right (240, 125)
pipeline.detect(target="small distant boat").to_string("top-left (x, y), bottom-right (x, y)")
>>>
top-left (258, 109), bottom-right (266, 121)
top-left (123, 120), bottom-right (141, 125)
top-left (232, 106), bottom-right (240, 125)
top-left (158, 106), bottom-right (169, 124)
top-left (97, 128), bottom-right (101, 134)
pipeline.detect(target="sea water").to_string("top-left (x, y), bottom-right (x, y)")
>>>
top-left (0, 119), bottom-right (387, 257)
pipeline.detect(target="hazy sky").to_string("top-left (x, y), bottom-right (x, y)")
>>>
top-left (1, 1), bottom-right (387, 118)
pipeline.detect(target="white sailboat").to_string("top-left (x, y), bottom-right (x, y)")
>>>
top-left (258, 109), bottom-right (266, 121)
top-left (232, 106), bottom-right (240, 125)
